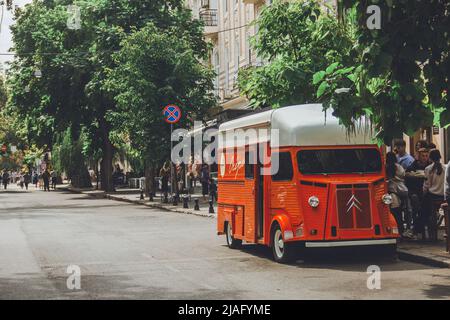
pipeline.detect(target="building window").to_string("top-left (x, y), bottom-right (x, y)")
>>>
top-left (234, 37), bottom-right (240, 77)
top-left (224, 46), bottom-right (229, 92)
top-left (214, 49), bottom-right (220, 96)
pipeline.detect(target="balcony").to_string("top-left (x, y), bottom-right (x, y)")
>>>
top-left (200, 9), bottom-right (217, 27)
top-left (199, 9), bottom-right (218, 38)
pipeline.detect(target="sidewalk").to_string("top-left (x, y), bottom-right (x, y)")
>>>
top-left (397, 237), bottom-right (450, 268)
top-left (60, 185), bottom-right (217, 218)
top-left (60, 184), bottom-right (450, 268)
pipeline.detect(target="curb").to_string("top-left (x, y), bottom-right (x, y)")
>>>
top-left (105, 194), bottom-right (216, 218)
top-left (397, 250), bottom-right (450, 268)
top-left (62, 186), bottom-right (216, 218)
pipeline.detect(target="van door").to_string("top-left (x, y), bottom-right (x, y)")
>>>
top-left (244, 146), bottom-right (258, 243)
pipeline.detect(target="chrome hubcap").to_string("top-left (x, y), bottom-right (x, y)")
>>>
top-left (227, 223), bottom-right (233, 244)
top-left (274, 230), bottom-right (284, 258)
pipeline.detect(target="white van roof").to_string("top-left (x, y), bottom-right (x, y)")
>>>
top-left (218, 104), bottom-right (375, 147)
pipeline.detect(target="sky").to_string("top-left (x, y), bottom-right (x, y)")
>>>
top-left (0, 0), bottom-right (32, 68)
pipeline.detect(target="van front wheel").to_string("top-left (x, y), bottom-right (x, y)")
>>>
top-left (226, 222), bottom-right (242, 249)
top-left (271, 225), bottom-right (295, 263)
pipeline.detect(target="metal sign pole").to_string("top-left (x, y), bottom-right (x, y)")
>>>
top-left (170, 123), bottom-right (173, 197)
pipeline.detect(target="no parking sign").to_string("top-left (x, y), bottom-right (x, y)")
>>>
top-left (163, 105), bottom-right (182, 124)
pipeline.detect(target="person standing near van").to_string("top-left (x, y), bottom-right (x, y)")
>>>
top-left (422, 149), bottom-right (446, 236)
top-left (386, 152), bottom-right (410, 236)
top-left (393, 139), bottom-right (415, 170)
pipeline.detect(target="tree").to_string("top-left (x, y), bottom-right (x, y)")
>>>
top-left (104, 22), bottom-right (216, 195)
top-left (8, 0), bottom-right (213, 190)
top-left (239, 0), bottom-right (449, 144)
top-left (314, 0), bottom-right (449, 143)
top-left (238, 1), bottom-right (354, 109)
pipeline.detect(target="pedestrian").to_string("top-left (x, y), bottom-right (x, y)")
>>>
top-left (2, 170), bottom-right (9, 190)
top-left (414, 140), bottom-right (428, 160)
top-left (51, 170), bottom-right (58, 190)
top-left (160, 161), bottom-right (171, 202)
top-left (42, 169), bottom-right (51, 192)
top-left (393, 139), bottom-right (415, 170)
top-left (422, 149), bottom-right (446, 238)
top-left (19, 174), bottom-right (24, 189)
top-left (406, 148), bottom-right (431, 235)
top-left (209, 178), bottom-right (217, 203)
top-left (33, 172), bottom-right (38, 188)
top-left (386, 151), bottom-right (410, 237)
top-left (23, 172), bottom-right (31, 190)
top-left (200, 164), bottom-right (210, 200)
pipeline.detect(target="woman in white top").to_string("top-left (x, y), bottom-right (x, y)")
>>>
top-left (422, 149), bottom-right (446, 235)
top-left (386, 151), bottom-right (409, 235)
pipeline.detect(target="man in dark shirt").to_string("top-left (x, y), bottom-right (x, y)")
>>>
top-left (406, 148), bottom-right (431, 235)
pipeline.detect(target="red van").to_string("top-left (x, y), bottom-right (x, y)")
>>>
top-left (216, 104), bottom-right (399, 263)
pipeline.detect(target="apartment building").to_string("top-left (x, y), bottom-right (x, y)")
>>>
top-left (187, 1), bottom-right (450, 161)
top-left (187, 0), bottom-right (273, 111)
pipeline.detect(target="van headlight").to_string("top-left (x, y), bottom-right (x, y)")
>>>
top-left (382, 194), bottom-right (393, 205)
top-left (308, 196), bottom-right (320, 208)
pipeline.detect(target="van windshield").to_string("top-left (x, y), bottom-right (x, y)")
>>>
top-left (297, 149), bottom-right (382, 175)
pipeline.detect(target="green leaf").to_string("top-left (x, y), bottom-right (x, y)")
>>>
top-left (335, 66), bottom-right (355, 75)
top-left (313, 71), bottom-right (326, 85)
top-left (325, 62), bottom-right (339, 75)
top-left (316, 81), bottom-right (329, 98)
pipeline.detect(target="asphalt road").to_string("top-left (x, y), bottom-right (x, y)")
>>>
top-left (0, 185), bottom-right (449, 300)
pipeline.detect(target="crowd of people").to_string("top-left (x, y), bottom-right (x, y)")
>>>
top-left (159, 159), bottom-right (217, 203)
top-left (0, 169), bottom-right (59, 191)
top-left (387, 139), bottom-right (447, 240)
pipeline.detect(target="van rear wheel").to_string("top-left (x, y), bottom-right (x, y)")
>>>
top-left (226, 222), bottom-right (242, 249)
top-left (271, 225), bottom-right (295, 263)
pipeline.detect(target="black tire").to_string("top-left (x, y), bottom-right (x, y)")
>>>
top-left (225, 222), bottom-right (242, 249)
top-left (271, 224), bottom-right (295, 263)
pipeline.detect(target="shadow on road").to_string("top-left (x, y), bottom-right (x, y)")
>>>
top-left (233, 244), bottom-right (434, 272)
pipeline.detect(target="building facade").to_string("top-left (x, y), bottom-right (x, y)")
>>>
top-left (187, 1), bottom-right (450, 163)
top-left (187, 0), bottom-right (273, 111)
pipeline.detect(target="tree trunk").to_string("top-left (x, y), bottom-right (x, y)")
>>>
top-left (100, 118), bottom-right (114, 192)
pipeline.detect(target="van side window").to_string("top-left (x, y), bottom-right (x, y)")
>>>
top-left (272, 152), bottom-right (293, 181)
top-left (245, 151), bottom-right (255, 179)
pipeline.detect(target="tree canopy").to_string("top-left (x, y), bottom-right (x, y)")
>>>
top-left (7, 0), bottom-right (216, 188)
top-left (239, 0), bottom-right (449, 144)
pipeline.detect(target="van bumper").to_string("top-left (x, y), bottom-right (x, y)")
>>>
top-left (304, 238), bottom-right (397, 248)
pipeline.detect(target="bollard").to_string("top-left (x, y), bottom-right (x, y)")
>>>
top-left (209, 200), bottom-right (215, 214)
top-left (173, 193), bottom-right (179, 206)
top-left (183, 196), bottom-right (189, 209)
top-left (194, 199), bottom-right (200, 211)
top-left (140, 189), bottom-right (144, 200)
